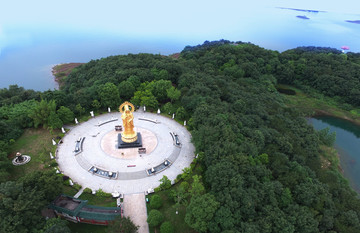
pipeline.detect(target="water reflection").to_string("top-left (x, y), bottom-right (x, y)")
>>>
top-left (309, 116), bottom-right (360, 193)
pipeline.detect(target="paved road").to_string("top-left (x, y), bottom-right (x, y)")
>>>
top-left (123, 193), bottom-right (149, 233)
top-left (56, 111), bottom-right (195, 195)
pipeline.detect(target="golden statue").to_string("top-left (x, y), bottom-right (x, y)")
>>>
top-left (119, 101), bottom-right (138, 143)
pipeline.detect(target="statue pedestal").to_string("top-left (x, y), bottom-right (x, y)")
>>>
top-left (117, 133), bottom-right (143, 149)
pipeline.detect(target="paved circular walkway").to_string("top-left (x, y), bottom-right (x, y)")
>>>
top-left (57, 110), bottom-right (195, 195)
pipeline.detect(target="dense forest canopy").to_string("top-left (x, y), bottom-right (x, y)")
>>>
top-left (1, 40), bottom-right (360, 232)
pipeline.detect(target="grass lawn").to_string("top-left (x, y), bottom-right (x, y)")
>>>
top-left (319, 145), bottom-right (340, 171)
top-left (78, 192), bottom-right (117, 207)
top-left (63, 185), bottom-right (79, 197)
top-left (146, 188), bottom-right (196, 233)
top-left (8, 128), bottom-right (60, 180)
top-left (279, 84), bottom-right (360, 124)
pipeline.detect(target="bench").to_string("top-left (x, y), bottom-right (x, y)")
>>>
top-left (138, 147), bottom-right (146, 154)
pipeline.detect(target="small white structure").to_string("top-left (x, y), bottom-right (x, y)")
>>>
top-left (61, 127), bottom-right (66, 134)
top-left (143, 106), bottom-right (146, 112)
top-left (157, 109), bottom-right (160, 115)
top-left (172, 113), bottom-right (175, 119)
top-left (112, 191), bottom-right (120, 198)
top-left (69, 179), bottom-right (74, 186)
top-left (90, 111), bottom-right (94, 117)
top-left (50, 152), bottom-right (54, 159)
top-left (184, 120), bottom-right (186, 126)
top-left (75, 118), bottom-right (79, 124)
top-left (52, 139), bottom-right (57, 146)
top-left (147, 188), bottom-right (154, 194)
top-left (108, 107), bottom-right (111, 113)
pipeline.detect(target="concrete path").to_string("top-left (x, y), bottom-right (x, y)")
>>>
top-left (74, 187), bottom-right (85, 198)
top-left (123, 193), bottom-right (149, 233)
top-left (56, 111), bottom-right (195, 195)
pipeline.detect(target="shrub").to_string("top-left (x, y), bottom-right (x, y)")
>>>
top-left (73, 183), bottom-right (82, 191)
top-left (160, 221), bottom-right (174, 233)
top-left (96, 188), bottom-right (112, 198)
top-left (63, 179), bottom-right (70, 186)
top-left (147, 209), bottom-right (164, 228)
top-left (50, 161), bottom-right (58, 167)
top-left (159, 175), bottom-right (172, 190)
top-left (150, 194), bottom-right (163, 209)
top-left (83, 188), bottom-right (92, 194)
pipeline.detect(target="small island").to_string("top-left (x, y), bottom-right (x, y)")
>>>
top-left (296, 15), bottom-right (310, 20)
top-left (346, 20), bottom-right (360, 24)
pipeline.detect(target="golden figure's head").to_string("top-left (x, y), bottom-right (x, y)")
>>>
top-left (119, 101), bottom-right (135, 113)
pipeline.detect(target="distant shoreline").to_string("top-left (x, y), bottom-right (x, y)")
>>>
top-left (277, 7), bottom-right (326, 13)
top-left (52, 63), bottom-right (84, 89)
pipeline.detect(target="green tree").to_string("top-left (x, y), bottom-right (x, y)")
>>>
top-left (152, 68), bottom-right (169, 81)
top-left (147, 209), bottom-right (164, 228)
top-left (29, 99), bottom-right (56, 128)
top-left (152, 80), bottom-right (172, 102)
top-left (57, 106), bottom-right (74, 124)
top-left (176, 106), bottom-right (186, 120)
top-left (181, 167), bottom-right (192, 181)
top-left (118, 80), bottom-right (135, 100)
top-left (185, 193), bottom-right (220, 232)
top-left (166, 86), bottom-right (181, 103)
top-left (127, 75), bottom-right (141, 89)
top-left (317, 127), bottom-right (336, 146)
top-left (150, 194), bottom-right (163, 209)
top-left (159, 175), bottom-right (172, 190)
top-left (0, 171), bottom-right (63, 233)
top-left (162, 102), bottom-right (173, 115)
top-left (190, 175), bottom-right (205, 196)
top-left (0, 150), bottom-right (10, 183)
top-left (0, 181), bottom-right (45, 233)
top-left (21, 170), bottom-right (63, 202)
top-left (98, 82), bottom-right (120, 108)
top-left (42, 217), bottom-right (71, 233)
top-left (131, 90), bottom-right (142, 106)
top-left (48, 111), bottom-right (63, 129)
top-left (171, 181), bottom-right (189, 207)
top-left (75, 103), bottom-right (85, 116)
top-left (131, 90), bottom-right (158, 109)
top-left (107, 216), bottom-right (139, 233)
top-left (160, 221), bottom-right (174, 233)
top-left (91, 99), bottom-right (101, 110)
top-left (141, 90), bottom-right (158, 109)
top-left (5, 100), bottom-right (37, 128)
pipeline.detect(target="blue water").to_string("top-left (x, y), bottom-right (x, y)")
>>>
top-left (0, 6), bottom-right (359, 91)
top-left (309, 116), bottom-right (360, 193)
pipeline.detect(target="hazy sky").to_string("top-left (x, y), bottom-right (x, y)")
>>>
top-left (1, 0), bottom-right (358, 34)
top-left (0, 0), bottom-right (359, 52)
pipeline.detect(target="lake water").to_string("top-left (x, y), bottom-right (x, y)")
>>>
top-left (309, 116), bottom-right (360, 193)
top-left (0, 6), bottom-right (359, 91)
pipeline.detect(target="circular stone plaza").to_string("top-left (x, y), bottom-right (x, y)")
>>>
top-left (56, 109), bottom-right (195, 195)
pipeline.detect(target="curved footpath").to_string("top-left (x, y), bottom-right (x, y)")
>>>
top-left (56, 111), bottom-right (195, 195)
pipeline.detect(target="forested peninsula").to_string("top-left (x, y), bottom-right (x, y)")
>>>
top-left (1, 40), bottom-right (360, 232)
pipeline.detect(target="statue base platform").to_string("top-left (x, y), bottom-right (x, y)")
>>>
top-left (12, 155), bottom-right (31, 166)
top-left (117, 133), bottom-right (142, 149)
